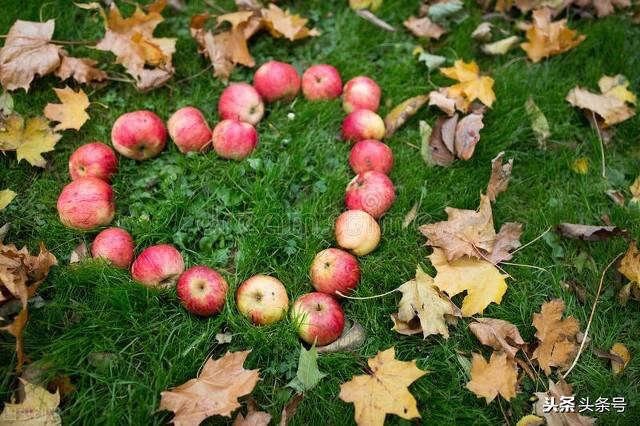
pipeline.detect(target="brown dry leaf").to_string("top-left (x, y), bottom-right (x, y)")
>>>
top-left (232, 397), bottom-right (272, 426)
top-left (0, 113), bottom-right (61, 168)
top-left (428, 90), bottom-right (457, 115)
top-left (420, 194), bottom-right (496, 261)
top-left (430, 248), bottom-right (508, 316)
top-left (599, 74), bottom-right (636, 104)
top-left (534, 378), bottom-right (595, 426)
top-left (43, 86), bottom-right (91, 131)
top-left (532, 299), bottom-right (580, 375)
top-left (556, 223), bottom-right (629, 241)
top-left (630, 177), bottom-right (640, 203)
top-left (610, 343), bottom-right (630, 375)
top-left (78, 0), bottom-right (176, 91)
top-left (440, 60), bottom-right (496, 113)
top-left (0, 378), bottom-right (61, 424)
top-left (469, 318), bottom-right (526, 358)
top-left (466, 351), bottom-right (518, 404)
top-left (521, 8), bottom-right (586, 63)
top-left (158, 350), bottom-right (260, 425)
top-left (261, 4), bottom-right (320, 41)
top-left (486, 152), bottom-right (513, 202)
top-left (384, 94), bottom-right (429, 139)
top-left (403, 16), bottom-right (448, 39)
top-left (604, 189), bottom-right (625, 206)
top-left (565, 86), bottom-right (636, 128)
top-left (574, 0), bottom-right (632, 18)
top-left (0, 19), bottom-right (63, 92)
top-left (454, 112), bottom-right (484, 160)
top-left (619, 241), bottom-right (640, 284)
top-left (316, 320), bottom-right (366, 354)
top-left (428, 116), bottom-right (455, 167)
top-left (485, 222), bottom-right (522, 264)
top-left (339, 347), bottom-right (427, 426)
top-left (391, 266), bottom-right (461, 339)
top-left (279, 393), bottom-right (303, 426)
top-left (55, 55), bottom-right (107, 85)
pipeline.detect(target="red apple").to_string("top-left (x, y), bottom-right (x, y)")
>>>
top-left (111, 110), bottom-right (167, 160)
top-left (91, 227), bottom-right (135, 268)
top-left (212, 119), bottom-right (258, 161)
top-left (342, 109), bottom-right (385, 144)
top-left (177, 266), bottom-right (228, 316)
top-left (302, 64), bottom-right (342, 101)
top-left (131, 244), bottom-right (185, 288)
top-left (68, 142), bottom-right (118, 183)
top-left (218, 83), bottom-right (264, 125)
top-left (167, 106), bottom-right (212, 153)
top-left (335, 210), bottom-right (380, 256)
top-left (291, 292), bottom-right (345, 346)
top-left (57, 177), bottom-right (115, 231)
top-left (345, 171), bottom-right (395, 219)
top-left (309, 248), bottom-right (360, 297)
top-left (253, 61), bottom-right (301, 103)
top-left (236, 275), bottom-right (289, 325)
top-left (342, 76), bottom-right (381, 113)
top-left (349, 139), bottom-right (393, 175)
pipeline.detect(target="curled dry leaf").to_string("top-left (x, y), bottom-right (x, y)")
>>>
top-left (466, 351), bottom-right (518, 404)
top-left (279, 393), bottom-right (303, 426)
top-left (524, 96), bottom-right (551, 149)
top-left (391, 266), bottom-right (461, 339)
top-left (532, 299), bottom-right (580, 375)
top-left (480, 36), bottom-right (520, 55)
top-left (383, 94), bottom-right (429, 139)
top-left (440, 60), bottom-right (495, 112)
top-left (55, 55), bottom-right (107, 85)
top-left (469, 318), bottom-right (526, 358)
top-left (316, 320), bottom-right (366, 354)
top-left (430, 248), bottom-right (508, 316)
top-left (454, 112), bottom-right (484, 160)
top-left (261, 4), bottom-right (320, 41)
top-left (403, 16), bottom-right (447, 39)
top-left (0, 378), bottom-right (61, 424)
top-left (609, 343), bottom-right (630, 375)
top-left (428, 90), bottom-right (457, 116)
top-left (520, 8), bottom-right (585, 63)
top-left (534, 378), bottom-right (595, 426)
top-left (565, 85), bottom-right (636, 128)
top-left (556, 223), bottom-right (629, 241)
top-left (427, 116), bottom-right (454, 167)
top-left (604, 189), bottom-right (625, 206)
top-left (44, 86), bottom-right (91, 131)
top-left (486, 151), bottom-right (513, 202)
top-left (339, 347), bottom-right (427, 426)
top-left (355, 10), bottom-right (396, 32)
top-left (0, 19), bottom-right (63, 92)
top-left (159, 351), bottom-right (260, 424)
top-left (402, 202), bottom-right (419, 228)
top-left (471, 22), bottom-right (493, 42)
top-left (0, 113), bottom-right (61, 168)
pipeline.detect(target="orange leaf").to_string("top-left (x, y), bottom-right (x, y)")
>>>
top-left (466, 351), bottom-right (518, 404)
top-left (520, 8), bottom-right (585, 63)
top-left (260, 4), bottom-right (320, 41)
top-left (55, 55), bottom-right (107, 85)
top-left (531, 299), bottom-right (580, 375)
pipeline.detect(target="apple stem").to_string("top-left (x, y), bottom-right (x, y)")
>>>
top-left (336, 288), bottom-right (398, 300)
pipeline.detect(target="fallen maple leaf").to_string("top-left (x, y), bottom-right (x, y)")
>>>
top-left (391, 265), bottom-right (461, 339)
top-left (469, 318), bottom-right (526, 358)
top-left (520, 8), bottom-right (585, 63)
top-left (78, 0), bottom-right (176, 91)
top-left (0, 113), bottom-right (61, 167)
top-left (339, 347), bottom-right (427, 426)
top-left (383, 94), bottom-right (429, 139)
top-left (0, 189), bottom-right (16, 211)
top-left (0, 378), bottom-right (61, 424)
top-left (532, 299), bottom-right (580, 375)
top-left (534, 378), bottom-right (595, 425)
top-left (403, 16), bottom-right (448, 39)
top-left (159, 350), bottom-right (260, 425)
top-left (466, 351), bottom-right (518, 404)
top-left (440, 60), bottom-right (495, 112)
top-left (565, 84), bottom-right (636, 128)
top-left (55, 55), bottom-right (108, 85)
top-left (44, 86), bottom-right (91, 131)
top-left (429, 248), bottom-right (508, 316)
top-left (0, 19), bottom-right (63, 91)
top-left (261, 4), bottom-right (320, 41)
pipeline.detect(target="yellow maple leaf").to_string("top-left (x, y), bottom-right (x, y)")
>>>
top-left (0, 189), bottom-right (16, 211)
top-left (440, 60), bottom-right (495, 112)
top-left (391, 266), bottom-right (460, 339)
top-left (261, 4), bottom-right (320, 41)
top-left (429, 247), bottom-right (508, 316)
top-left (0, 379), bottom-right (61, 424)
top-left (159, 351), bottom-right (260, 424)
top-left (531, 299), bottom-right (580, 375)
top-left (466, 351), bottom-right (518, 404)
top-left (0, 113), bottom-right (61, 167)
top-left (599, 74), bottom-right (636, 105)
top-left (521, 8), bottom-right (585, 63)
top-left (44, 86), bottom-right (91, 131)
top-left (339, 347), bottom-right (427, 426)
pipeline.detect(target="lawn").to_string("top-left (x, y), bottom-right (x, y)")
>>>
top-left (1, 0), bottom-right (639, 425)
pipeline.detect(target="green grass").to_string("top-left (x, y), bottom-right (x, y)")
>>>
top-left (1, 0), bottom-right (640, 424)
